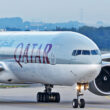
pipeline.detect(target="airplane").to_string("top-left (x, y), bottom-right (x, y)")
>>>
top-left (0, 31), bottom-right (109, 108)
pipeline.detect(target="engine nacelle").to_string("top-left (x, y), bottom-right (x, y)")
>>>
top-left (89, 66), bottom-right (110, 96)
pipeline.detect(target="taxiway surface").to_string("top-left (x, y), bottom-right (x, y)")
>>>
top-left (0, 85), bottom-right (110, 110)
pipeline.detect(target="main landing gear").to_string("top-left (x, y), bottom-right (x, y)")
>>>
top-left (72, 83), bottom-right (89, 108)
top-left (37, 84), bottom-right (60, 103)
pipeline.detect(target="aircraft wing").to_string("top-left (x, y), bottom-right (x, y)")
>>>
top-left (0, 61), bottom-right (22, 83)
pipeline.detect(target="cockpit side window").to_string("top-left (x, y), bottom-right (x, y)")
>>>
top-left (82, 50), bottom-right (90, 55)
top-left (91, 50), bottom-right (98, 55)
top-left (72, 50), bottom-right (77, 56)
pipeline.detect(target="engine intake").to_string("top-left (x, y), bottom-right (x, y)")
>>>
top-left (89, 66), bottom-right (110, 96)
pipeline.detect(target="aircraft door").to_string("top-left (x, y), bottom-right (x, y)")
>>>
top-left (50, 52), bottom-right (56, 65)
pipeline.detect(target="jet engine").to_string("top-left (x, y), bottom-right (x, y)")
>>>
top-left (89, 54), bottom-right (110, 96)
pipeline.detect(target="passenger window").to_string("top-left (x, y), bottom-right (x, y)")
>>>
top-left (76, 50), bottom-right (82, 56)
top-left (82, 50), bottom-right (90, 55)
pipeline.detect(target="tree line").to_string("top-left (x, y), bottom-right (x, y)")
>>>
top-left (53, 26), bottom-right (110, 50)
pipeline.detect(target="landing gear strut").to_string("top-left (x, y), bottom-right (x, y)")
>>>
top-left (37, 84), bottom-right (60, 103)
top-left (72, 83), bottom-right (89, 108)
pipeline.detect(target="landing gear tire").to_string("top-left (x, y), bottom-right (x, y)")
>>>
top-left (37, 92), bottom-right (60, 103)
top-left (51, 93), bottom-right (60, 103)
top-left (79, 99), bottom-right (85, 108)
top-left (37, 92), bottom-right (42, 102)
top-left (37, 85), bottom-right (60, 103)
top-left (72, 99), bottom-right (78, 108)
top-left (43, 93), bottom-right (49, 102)
top-left (55, 93), bottom-right (60, 103)
top-left (37, 92), bottom-right (49, 102)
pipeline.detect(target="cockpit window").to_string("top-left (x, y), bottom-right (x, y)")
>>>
top-left (72, 50), bottom-right (77, 56)
top-left (76, 50), bottom-right (82, 56)
top-left (82, 50), bottom-right (90, 55)
top-left (72, 49), bottom-right (100, 56)
top-left (91, 50), bottom-right (98, 55)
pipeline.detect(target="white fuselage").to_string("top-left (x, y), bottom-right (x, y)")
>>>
top-left (0, 32), bottom-right (101, 86)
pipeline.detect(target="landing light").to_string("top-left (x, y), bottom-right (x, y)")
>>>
top-left (84, 83), bottom-right (89, 90)
top-left (76, 83), bottom-right (89, 92)
top-left (76, 84), bottom-right (83, 92)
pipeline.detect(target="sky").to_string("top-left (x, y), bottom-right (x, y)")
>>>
top-left (0, 0), bottom-right (110, 25)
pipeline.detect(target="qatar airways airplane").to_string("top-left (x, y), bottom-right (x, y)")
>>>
top-left (0, 31), bottom-right (109, 108)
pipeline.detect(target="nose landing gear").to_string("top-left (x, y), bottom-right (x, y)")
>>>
top-left (72, 83), bottom-right (89, 108)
